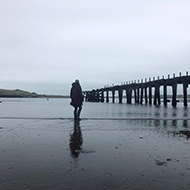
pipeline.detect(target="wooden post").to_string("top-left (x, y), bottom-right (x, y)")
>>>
top-left (106, 90), bottom-right (109, 103)
top-left (118, 88), bottom-right (123, 103)
top-left (154, 86), bottom-right (160, 105)
top-left (134, 88), bottom-right (137, 103)
top-left (149, 86), bottom-right (152, 105)
top-left (112, 90), bottom-right (115, 103)
top-left (172, 84), bottom-right (177, 107)
top-left (126, 89), bottom-right (129, 103)
top-left (183, 83), bottom-right (188, 107)
top-left (127, 89), bottom-right (132, 104)
top-left (101, 91), bottom-right (104, 102)
top-left (154, 87), bottom-right (157, 105)
top-left (91, 90), bottom-right (96, 102)
top-left (137, 88), bottom-right (140, 103)
top-left (129, 89), bottom-right (132, 104)
top-left (158, 86), bottom-right (161, 105)
top-left (140, 87), bottom-right (143, 104)
top-left (163, 85), bottom-right (167, 106)
top-left (126, 88), bottom-right (131, 104)
top-left (145, 87), bottom-right (148, 104)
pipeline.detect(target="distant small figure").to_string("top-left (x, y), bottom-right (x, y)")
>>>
top-left (70, 79), bottom-right (84, 120)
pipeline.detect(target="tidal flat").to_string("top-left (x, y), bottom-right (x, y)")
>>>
top-left (0, 98), bottom-right (190, 190)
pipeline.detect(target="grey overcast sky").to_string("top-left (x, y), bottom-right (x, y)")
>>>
top-left (1, 0), bottom-right (190, 95)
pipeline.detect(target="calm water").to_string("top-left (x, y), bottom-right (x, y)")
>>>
top-left (0, 98), bottom-right (190, 190)
top-left (0, 97), bottom-right (189, 119)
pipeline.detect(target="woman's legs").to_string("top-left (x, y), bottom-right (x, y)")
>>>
top-left (78, 106), bottom-right (82, 119)
top-left (74, 107), bottom-right (78, 120)
top-left (74, 106), bottom-right (82, 120)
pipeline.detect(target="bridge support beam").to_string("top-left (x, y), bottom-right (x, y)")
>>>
top-left (154, 87), bottom-right (157, 105)
top-left (112, 90), bottom-right (115, 103)
top-left (129, 89), bottom-right (132, 104)
top-left (118, 88), bottom-right (123, 103)
top-left (172, 84), bottom-right (177, 107)
top-left (154, 86), bottom-right (161, 105)
top-left (145, 88), bottom-right (148, 104)
top-left (140, 87), bottom-right (143, 104)
top-left (101, 91), bottom-right (104, 102)
top-left (149, 87), bottom-right (152, 105)
top-left (106, 90), bottom-right (109, 103)
top-left (125, 89), bottom-right (128, 103)
top-left (134, 89), bottom-right (137, 103)
top-left (158, 87), bottom-right (161, 105)
top-left (137, 88), bottom-right (140, 103)
top-left (126, 89), bottom-right (132, 104)
top-left (163, 85), bottom-right (167, 106)
top-left (183, 83), bottom-right (188, 107)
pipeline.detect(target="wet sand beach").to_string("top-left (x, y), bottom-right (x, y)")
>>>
top-left (0, 98), bottom-right (190, 190)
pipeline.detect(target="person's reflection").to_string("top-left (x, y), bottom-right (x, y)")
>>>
top-left (69, 120), bottom-right (83, 158)
top-left (183, 107), bottom-right (188, 117)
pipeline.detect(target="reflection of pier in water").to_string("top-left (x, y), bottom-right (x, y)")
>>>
top-left (85, 72), bottom-right (190, 107)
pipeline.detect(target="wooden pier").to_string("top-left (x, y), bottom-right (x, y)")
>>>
top-left (85, 72), bottom-right (190, 107)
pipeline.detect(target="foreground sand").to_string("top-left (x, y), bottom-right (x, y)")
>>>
top-left (0, 118), bottom-right (190, 190)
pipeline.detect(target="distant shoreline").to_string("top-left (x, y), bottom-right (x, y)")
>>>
top-left (0, 88), bottom-right (69, 98)
top-left (0, 96), bottom-right (70, 98)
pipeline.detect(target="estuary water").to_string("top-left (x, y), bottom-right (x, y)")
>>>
top-left (0, 98), bottom-right (190, 190)
top-left (0, 97), bottom-right (189, 119)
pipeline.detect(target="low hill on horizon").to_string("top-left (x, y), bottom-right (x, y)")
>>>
top-left (0, 89), bottom-right (69, 98)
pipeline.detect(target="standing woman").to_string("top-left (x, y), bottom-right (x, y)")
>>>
top-left (70, 79), bottom-right (84, 120)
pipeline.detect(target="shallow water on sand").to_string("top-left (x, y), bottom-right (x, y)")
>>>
top-left (0, 98), bottom-right (189, 119)
top-left (0, 98), bottom-right (190, 190)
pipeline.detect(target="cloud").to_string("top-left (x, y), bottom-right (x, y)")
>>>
top-left (1, 0), bottom-right (190, 94)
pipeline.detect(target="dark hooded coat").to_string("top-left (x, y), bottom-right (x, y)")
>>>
top-left (70, 82), bottom-right (83, 107)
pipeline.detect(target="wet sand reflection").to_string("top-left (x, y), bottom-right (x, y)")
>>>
top-left (69, 120), bottom-right (83, 158)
